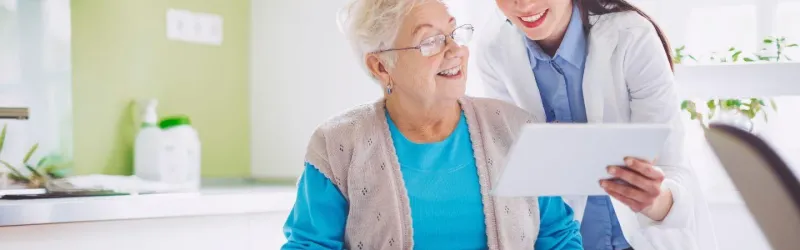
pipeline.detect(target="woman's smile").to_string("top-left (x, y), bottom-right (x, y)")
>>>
top-left (436, 65), bottom-right (463, 80)
top-left (518, 9), bottom-right (549, 29)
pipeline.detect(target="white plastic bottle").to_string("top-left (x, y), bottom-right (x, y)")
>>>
top-left (158, 115), bottom-right (201, 191)
top-left (134, 100), bottom-right (163, 182)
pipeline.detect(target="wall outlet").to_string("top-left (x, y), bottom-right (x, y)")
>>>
top-left (166, 8), bottom-right (223, 46)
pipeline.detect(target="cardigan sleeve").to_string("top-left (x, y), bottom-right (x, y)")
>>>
top-left (535, 196), bottom-right (583, 249)
top-left (282, 162), bottom-right (349, 250)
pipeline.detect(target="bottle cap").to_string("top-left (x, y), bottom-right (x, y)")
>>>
top-left (159, 115), bottom-right (191, 129)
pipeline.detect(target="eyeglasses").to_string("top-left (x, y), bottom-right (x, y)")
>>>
top-left (372, 24), bottom-right (474, 57)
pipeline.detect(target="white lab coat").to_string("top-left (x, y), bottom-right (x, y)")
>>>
top-left (475, 11), bottom-right (718, 250)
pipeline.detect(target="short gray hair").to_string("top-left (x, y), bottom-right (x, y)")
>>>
top-left (337, 0), bottom-right (428, 77)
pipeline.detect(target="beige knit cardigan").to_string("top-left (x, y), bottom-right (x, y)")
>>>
top-left (305, 96), bottom-right (542, 250)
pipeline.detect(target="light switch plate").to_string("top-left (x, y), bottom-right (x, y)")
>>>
top-left (166, 8), bottom-right (223, 46)
top-left (166, 9), bottom-right (191, 41)
top-left (206, 14), bottom-right (224, 45)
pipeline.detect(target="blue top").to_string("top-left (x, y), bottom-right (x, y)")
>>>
top-left (522, 3), bottom-right (631, 250)
top-left (282, 112), bottom-right (582, 249)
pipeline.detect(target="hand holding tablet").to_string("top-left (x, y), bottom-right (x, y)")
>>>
top-left (491, 123), bottom-right (671, 198)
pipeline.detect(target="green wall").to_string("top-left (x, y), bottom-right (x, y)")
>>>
top-left (71, 0), bottom-right (250, 177)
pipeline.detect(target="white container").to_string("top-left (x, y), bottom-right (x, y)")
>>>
top-left (134, 100), bottom-right (164, 182)
top-left (158, 115), bottom-right (201, 191)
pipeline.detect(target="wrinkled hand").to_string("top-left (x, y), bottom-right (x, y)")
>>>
top-left (599, 157), bottom-right (664, 213)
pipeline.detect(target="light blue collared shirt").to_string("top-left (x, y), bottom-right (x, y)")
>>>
top-left (522, 4), bottom-right (631, 250)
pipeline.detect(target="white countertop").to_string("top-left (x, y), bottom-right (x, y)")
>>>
top-left (0, 184), bottom-right (297, 227)
top-left (0, 178), bottom-right (751, 227)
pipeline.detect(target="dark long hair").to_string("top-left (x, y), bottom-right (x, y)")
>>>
top-left (575, 0), bottom-right (674, 71)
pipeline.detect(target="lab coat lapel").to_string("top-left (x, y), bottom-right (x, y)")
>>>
top-left (500, 28), bottom-right (546, 120)
top-left (582, 30), bottom-right (617, 123)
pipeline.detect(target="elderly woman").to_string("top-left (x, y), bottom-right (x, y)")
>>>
top-left (281, 0), bottom-right (582, 249)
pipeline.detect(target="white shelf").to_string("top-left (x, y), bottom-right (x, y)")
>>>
top-left (675, 62), bottom-right (800, 99)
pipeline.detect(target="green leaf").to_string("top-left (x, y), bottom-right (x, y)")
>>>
top-left (732, 51), bottom-right (742, 61)
top-left (743, 57), bottom-right (754, 62)
top-left (764, 38), bottom-right (774, 44)
top-left (728, 47), bottom-right (735, 51)
top-left (706, 100), bottom-right (717, 110)
top-left (745, 109), bottom-right (756, 119)
top-left (0, 123), bottom-right (6, 155)
top-left (684, 101), bottom-right (699, 120)
top-left (770, 98), bottom-right (778, 111)
top-left (9, 173), bottom-right (29, 182)
top-left (674, 46), bottom-right (685, 57)
top-left (688, 55), bottom-right (697, 61)
top-left (25, 164), bottom-right (43, 178)
top-left (23, 143), bottom-right (38, 164)
top-left (788, 43), bottom-right (799, 48)
top-left (47, 168), bottom-right (70, 179)
top-left (749, 99), bottom-right (762, 113)
top-left (0, 160), bottom-right (25, 178)
top-left (708, 100), bottom-right (718, 119)
top-left (35, 156), bottom-right (49, 170)
top-left (723, 99), bottom-right (734, 108)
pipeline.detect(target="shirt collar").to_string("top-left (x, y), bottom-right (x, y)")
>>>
top-left (522, 4), bottom-right (586, 68)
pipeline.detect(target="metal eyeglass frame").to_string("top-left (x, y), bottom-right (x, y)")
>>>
top-left (370, 24), bottom-right (474, 56)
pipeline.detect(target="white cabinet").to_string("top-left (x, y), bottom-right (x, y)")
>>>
top-left (0, 186), bottom-right (296, 249)
top-left (249, 211), bottom-right (293, 249)
top-left (0, 211), bottom-right (291, 250)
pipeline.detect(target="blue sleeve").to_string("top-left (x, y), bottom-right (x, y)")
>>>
top-left (534, 196), bottom-right (583, 249)
top-left (281, 162), bottom-right (349, 250)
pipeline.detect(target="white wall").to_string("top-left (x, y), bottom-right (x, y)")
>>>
top-left (248, 0), bottom-right (512, 179)
top-left (248, 0), bottom-right (506, 179)
top-left (250, 0), bottom-right (381, 178)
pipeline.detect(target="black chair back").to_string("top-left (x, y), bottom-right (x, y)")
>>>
top-left (705, 123), bottom-right (800, 250)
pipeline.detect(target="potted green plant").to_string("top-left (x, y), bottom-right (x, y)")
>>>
top-left (676, 36), bottom-right (798, 130)
top-left (0, 124), bottom-right (71, 189)
top-left (675, 37), bottom-right (798, 198)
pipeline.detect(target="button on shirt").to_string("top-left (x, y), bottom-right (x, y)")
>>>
top-left (522, 4), bottom-right (631, 250)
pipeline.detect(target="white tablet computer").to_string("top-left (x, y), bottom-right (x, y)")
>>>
top-left (491, 123), bottom-right (671, 197)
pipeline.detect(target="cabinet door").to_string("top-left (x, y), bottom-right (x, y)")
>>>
top-left (248, 211), bottom-right (292, 249)
top-left (0, 215), bottom-right (253, 250)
